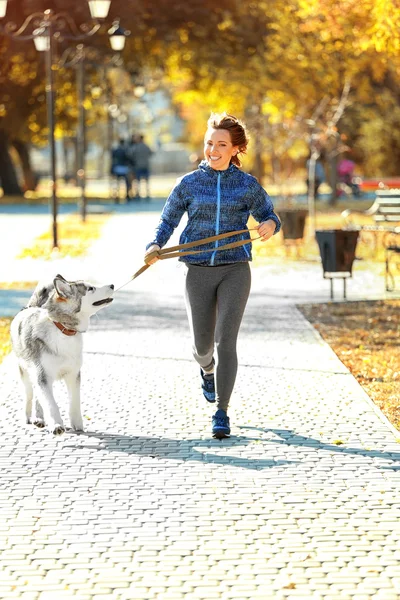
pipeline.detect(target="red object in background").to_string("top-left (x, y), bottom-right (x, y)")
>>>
top-left (360, 178), bottom-right (400, 191)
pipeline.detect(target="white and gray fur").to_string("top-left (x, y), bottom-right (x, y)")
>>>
top-left (11, 274), bottom-right (114, 435)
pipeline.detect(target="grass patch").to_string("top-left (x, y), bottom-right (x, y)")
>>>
top-left (17, 214), bottom-right (110, 260)
top-left (0, 281), bottom-right (37, 290)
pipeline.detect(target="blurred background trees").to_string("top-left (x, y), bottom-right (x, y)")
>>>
top-left (1, 0), bottom-right (400, 195)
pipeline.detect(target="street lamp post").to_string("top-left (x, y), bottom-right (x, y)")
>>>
top-left (76, 47), bottom-right (87, 222)
top-left (0, 1), bottom-right (111, 247)
top-left (59, 33), bottom-right (128, 221)
top-left (59, 44), bottom-right (92, 222)
top-left (45, 28), bottom-right (58, 246)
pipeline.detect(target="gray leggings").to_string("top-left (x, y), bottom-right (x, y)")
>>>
top-left (184, 262), bottom-right (251, 412)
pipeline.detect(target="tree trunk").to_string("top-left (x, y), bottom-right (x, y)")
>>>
top-left (12, 139), bottom-right (37, 191)
top-left (246, 100), bottom-right (265, 182)
top-left (328, 153), bottom-right (339, 206)
top-left (253, 138), bottom-right (264, 182)
top-left (0, 129), bottom-right (22, 195)
top-left (271, 150), bottom-right (279, 185)
top-left (252, 111), bottom-right (265, 182)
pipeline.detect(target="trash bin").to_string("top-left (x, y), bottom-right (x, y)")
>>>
top-left (315, 229), bottom-right (359, 299)
top-left (316, 229), bottom-right (359, 273)
top-left (278, 209), bottom-right (308, 240)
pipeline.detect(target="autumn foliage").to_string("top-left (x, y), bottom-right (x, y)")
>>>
top-left (1, 0), bottom-right (400, 185)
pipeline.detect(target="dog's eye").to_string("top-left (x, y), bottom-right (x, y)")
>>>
top-left (88, 286), bottom-right (95, 292)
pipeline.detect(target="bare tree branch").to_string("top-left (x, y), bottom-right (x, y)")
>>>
top-left (330, 77), bottom-right (352, 126)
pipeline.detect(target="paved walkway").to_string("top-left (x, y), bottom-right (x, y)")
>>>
top-left (0, 204), bottom-right (400, 600)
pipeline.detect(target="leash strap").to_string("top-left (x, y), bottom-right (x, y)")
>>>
top-left (155, 237), bottom-right (260, 260)
top-left (156, 228), bottom-right (258, 256)
top-left (115, 228), bottom-right (260, 291)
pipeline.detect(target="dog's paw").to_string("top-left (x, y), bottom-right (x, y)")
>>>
top-left (33, 419), bottom-right (45, 429)
top-left (70, 411), bottom-right (84, 432)
top-left (52, 424), bottom-right (65, 436)
top-left (70, 417), bottom-right (84, 432)
top-left (71, 423), bottom-right (84, 432)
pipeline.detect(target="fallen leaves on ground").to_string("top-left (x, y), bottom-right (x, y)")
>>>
top-left (299, 300), bottom-right (400, 430)
top-left (17, 214), bottom-right (110, 260)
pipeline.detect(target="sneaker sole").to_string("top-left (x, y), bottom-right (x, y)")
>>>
top-left (204, 396), bottom-right (216, 403)
top-left (212, 430), bottom-right (230, 439)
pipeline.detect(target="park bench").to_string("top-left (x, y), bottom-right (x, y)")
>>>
top-left (341, 189), bottom-right (400, 229)
top-left (341, 190), bottom-right (400, 290)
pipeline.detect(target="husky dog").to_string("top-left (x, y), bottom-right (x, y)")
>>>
top-left (11, 275), bottom-right (114, 435)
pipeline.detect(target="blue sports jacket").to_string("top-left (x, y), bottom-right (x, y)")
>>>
top-left (147, 160), bottom-right (281, 266)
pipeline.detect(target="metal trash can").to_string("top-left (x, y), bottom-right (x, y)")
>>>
top-left (278, 209), bottom-right (308, 240)
top-left (315, 229), bottom-right (359, 298)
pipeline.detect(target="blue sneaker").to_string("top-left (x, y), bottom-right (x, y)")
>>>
top-left (212, 409), bottom-right (230, 439)
top-left (200, 369), bottom-right (215, 403)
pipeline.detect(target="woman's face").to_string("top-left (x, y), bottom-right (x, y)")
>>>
top-left (204, 128), bottom-right (238, 171)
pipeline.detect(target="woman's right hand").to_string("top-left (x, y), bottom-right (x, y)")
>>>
top-left (144, 244), bottom-right (161, 265)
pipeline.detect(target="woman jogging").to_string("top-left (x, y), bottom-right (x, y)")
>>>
top-left (145, 113), bottom-right (281, 438)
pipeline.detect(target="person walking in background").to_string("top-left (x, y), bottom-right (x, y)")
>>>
top-left (337, 153), bottom-right (361, 196)
top-left (144, 112), bottom-right (281, 439)
top-left (125, 133), bottom-right (139, 200)
top-left (110, 138), bottom-right (131, 201)
top-left (337, 155), bottom-right (355, 186)
top-left (306, 151), bottom-right (326, 199)
top-left (131, 134), bottom-right (153, 199)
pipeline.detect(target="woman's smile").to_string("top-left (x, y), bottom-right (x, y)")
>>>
top-left (204, 128), bottom-right (238, 171)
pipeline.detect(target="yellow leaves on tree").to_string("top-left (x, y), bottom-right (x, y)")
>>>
top-left (298, 0), bottom-right (400, 56)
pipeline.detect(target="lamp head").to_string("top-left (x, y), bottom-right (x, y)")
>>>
top-left (88, 0), bottom-right (111, 19)
top-left (108, 20), bottom-right (130, 52)
top-left (0, 0), bottom-right (8, 19)
top-left (33, 27), bottom-right (50, 52)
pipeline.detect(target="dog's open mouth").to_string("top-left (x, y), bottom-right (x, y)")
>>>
top-left (92, 298), bottom-right (113, 307)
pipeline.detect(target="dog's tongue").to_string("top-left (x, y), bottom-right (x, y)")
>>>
top-left (92, 298), bottom-right (113, 307)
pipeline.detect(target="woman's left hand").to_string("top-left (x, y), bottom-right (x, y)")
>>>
top-left (257, 219), bottom-right (276, 241)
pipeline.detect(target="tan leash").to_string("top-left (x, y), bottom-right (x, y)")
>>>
top-left (114, 228), bottom-right (261, 292)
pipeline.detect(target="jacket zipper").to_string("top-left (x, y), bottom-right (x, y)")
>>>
top-left (242, 234), bottom-right (250, 258)
top-left (210, 172), bottom-right (221, 265)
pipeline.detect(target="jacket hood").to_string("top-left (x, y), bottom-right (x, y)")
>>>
top-left (198, 159), bottom-right (238, 178)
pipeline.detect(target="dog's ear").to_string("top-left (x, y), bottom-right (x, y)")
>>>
top-left (54, 276), bottom-right (71, 299)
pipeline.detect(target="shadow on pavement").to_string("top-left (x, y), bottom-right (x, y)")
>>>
top-left (239, 426), bottom-right (400, 466)
top-left (61, 425), bottom-right (400, 471)
top-left (64, 430), bottom-right (298, 471)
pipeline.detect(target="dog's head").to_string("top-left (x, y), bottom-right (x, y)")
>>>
top-left (53, 275), bottom-right (114, 318)
top-left (26, 275), bottom-right (114, 332)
